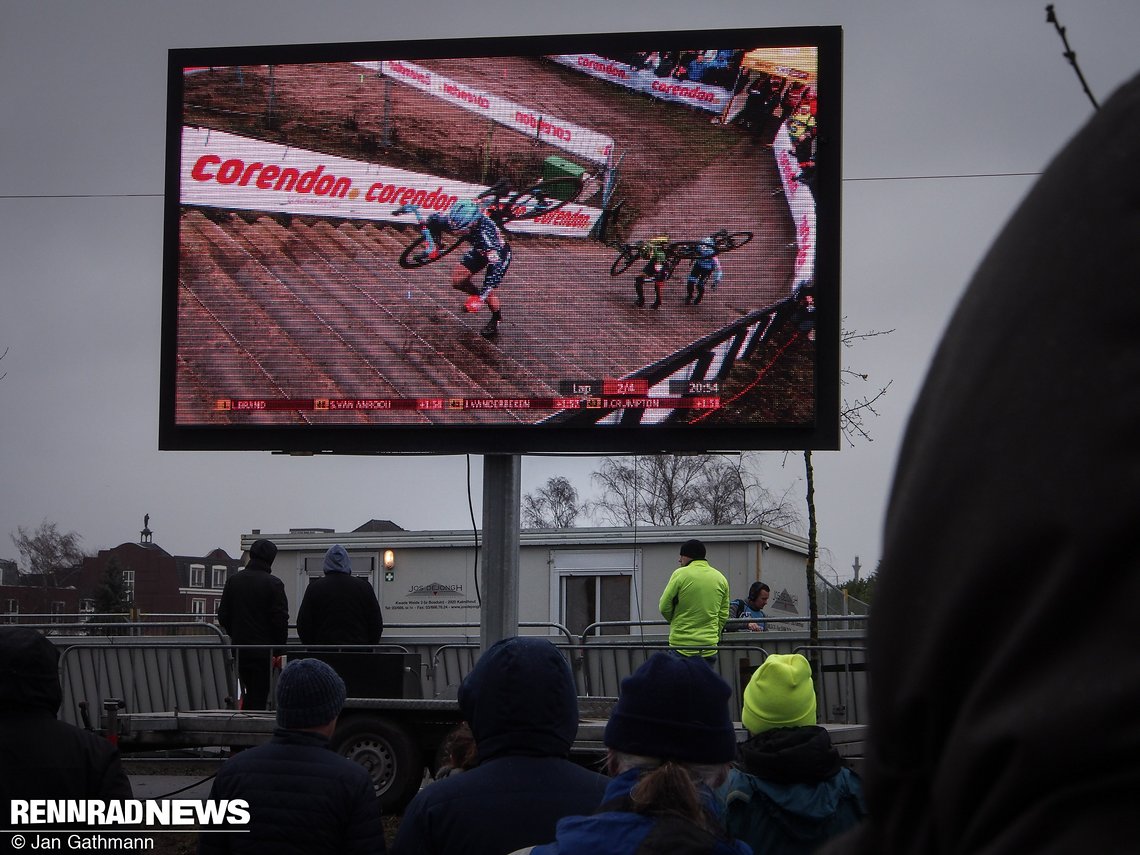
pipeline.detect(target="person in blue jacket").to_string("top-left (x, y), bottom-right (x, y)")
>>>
top-left (391, 636), bottom-right (609, 855)
top-left (516, 652), bottom-right (752, 855)
top-left (720, 654), bottom-right (865, 855)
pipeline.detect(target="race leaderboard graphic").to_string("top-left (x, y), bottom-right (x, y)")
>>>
top-left (216, 378), bottom-right (723, 417)
top-left (161, 28), bottom-right (842, 454)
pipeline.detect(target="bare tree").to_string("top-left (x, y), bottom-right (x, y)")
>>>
top-left (590, 454), bottom-right (800, 530)
top-left (522, 476), bottom-right (583, 528)
top-left (699, 453), bottom-right (801, 530)
top-left (590, 456), bottom-right (706, 527)
top-left (803, 325), bottom-right (893, 642)
top-left (11, 521), bottom-right (86, 586)
top-left (1045, 5), bottom-right (1100, 110)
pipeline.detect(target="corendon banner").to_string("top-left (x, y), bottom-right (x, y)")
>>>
top-left (548, 55), bottom-right (733, 115)
top-left (180, 127), bottom-right (602, 238)
top-left (771, 122), bottom-right (816, 291)
top-left (357, 60), bottom-right (614, 166)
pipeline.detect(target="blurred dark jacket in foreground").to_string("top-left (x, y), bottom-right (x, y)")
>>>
top-left (823, 71), bottom-right (1140, 854)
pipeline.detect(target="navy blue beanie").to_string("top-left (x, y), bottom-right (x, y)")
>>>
top-left (604, 652), bottom-right (736, 763)
top-left (323, 544), bottom-right (351, 574)
top-left (276, 658), bottom-right (346, 729)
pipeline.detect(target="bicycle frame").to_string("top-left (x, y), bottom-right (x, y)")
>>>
top-left (393, 176), bottom-right (583, 269)
top-left (608, 229), bottom-right (753, 275)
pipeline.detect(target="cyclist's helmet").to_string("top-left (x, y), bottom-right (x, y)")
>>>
top-left (698, 238), bottom-right (717, 257)
top-left (640, 235), bottom-right (669, 259)
top-left (446, 199), bottom-right (480, 230)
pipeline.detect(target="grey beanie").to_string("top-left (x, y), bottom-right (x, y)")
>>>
top-left (323, 544), bottom-right (351, 575)
top-left (275, 658), bottom-right (346, 729)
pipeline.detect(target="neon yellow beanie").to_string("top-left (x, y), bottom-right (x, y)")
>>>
top-left (741, 653), bottom-right (817, 735)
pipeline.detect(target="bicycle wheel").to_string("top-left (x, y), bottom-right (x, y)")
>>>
top-left (507, 176), bottom-right (581, 220)
top-left (398, 233), bottom-right (464, 269)
top-left (476, 179), bottom-right (510, 202)
top-left (610, 246), bottom-right (639, 277)
top-left (716, 231), bottom-right (753, 251)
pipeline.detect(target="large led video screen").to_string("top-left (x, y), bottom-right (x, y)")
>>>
top-left (160, 27), bottom-right (842, 453)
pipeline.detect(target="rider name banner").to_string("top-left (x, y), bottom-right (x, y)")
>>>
top-left (771, 121), bottom-right (816, 291)
top-left (549, 54), bottom-right (733, 115)
top-left (180, 127), bottom-right (601, 238)
top-left (359, 60), bottom-right (615, 166)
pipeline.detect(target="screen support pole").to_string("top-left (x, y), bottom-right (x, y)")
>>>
top-left (480, 453), bottom-right (521, 653)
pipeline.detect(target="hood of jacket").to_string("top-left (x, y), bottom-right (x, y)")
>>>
top-left (724, 728), bottom-right (859, 826)
top-left (322, 544), bottom-right (351, 574)
top-left (458, 636), bottom-right (578, 761)
top-left (535, 769), bottom-right (749, 855)
top-left (0, 627), bottom-right (62, 714)
top-left (244, 557), bottom-right (274, 574)
top-left (847, 72), bottom-right (1140, 854)
top-left (738, 726), bottom-right (841, 784)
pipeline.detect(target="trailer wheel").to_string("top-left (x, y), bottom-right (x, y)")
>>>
top-left (333, 717), bottom-right (422, 813)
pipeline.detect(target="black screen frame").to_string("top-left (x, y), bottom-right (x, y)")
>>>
top-left (160, 26), bottom-right (842, 454)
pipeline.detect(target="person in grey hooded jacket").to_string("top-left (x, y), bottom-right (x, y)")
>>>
top-left (297, 544), bottom-right (383, 645)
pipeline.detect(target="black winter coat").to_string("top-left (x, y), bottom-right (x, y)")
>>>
top-left (200, 728), bottom-right (385, 855)
top-left (390, 637), bottom-right (610, 855)
top-left (296, 573), bottom-right (383, 645)
top-left (217, 558), bottom-right (289, 651)
top-left (822, 72), bottom-right (1140, 855)
top-left (0, 627), bottom-right (133, 804)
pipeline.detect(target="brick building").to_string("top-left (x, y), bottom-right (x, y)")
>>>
top-left (2, 524), bottom-right (242, 622)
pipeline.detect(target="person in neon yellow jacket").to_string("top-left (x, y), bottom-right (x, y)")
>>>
top-left (659, 539), bottom-right (730, 663)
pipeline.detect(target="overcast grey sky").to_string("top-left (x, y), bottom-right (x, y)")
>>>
top-left (2, 1), bottom-right (1136, 581)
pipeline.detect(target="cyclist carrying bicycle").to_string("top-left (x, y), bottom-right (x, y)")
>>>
top-left (422, 198), bottom-right (512, 339)
top-left (633, 235), bottom-right (672, 310)
top-left (684, 237), bottom-right (724, 306)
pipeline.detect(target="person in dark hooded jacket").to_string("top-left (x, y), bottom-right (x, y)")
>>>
top-left (0, 626), bottom-right (133, 804)
top-left (218, 538), bottom-right (289, 710)
top-left (820, 72), bottom-right (1140, 854)
top-left (720, 654), bottom-right (864, 854)
top-left (390, 636), bottom-right (609, 855)
top-left (297, 544), bottom-right (383, 645)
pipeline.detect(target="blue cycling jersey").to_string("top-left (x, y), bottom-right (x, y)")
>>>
top-left (427, 211), bottom-right (507, 254)
top-left (691, 255), bottom-right (721, 275)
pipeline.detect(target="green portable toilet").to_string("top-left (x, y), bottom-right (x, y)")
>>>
top-left (542, 155), bottom-right (586, 199)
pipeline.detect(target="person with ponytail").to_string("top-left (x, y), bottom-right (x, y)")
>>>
top-left (513, 652), bottom-right (752, 854)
